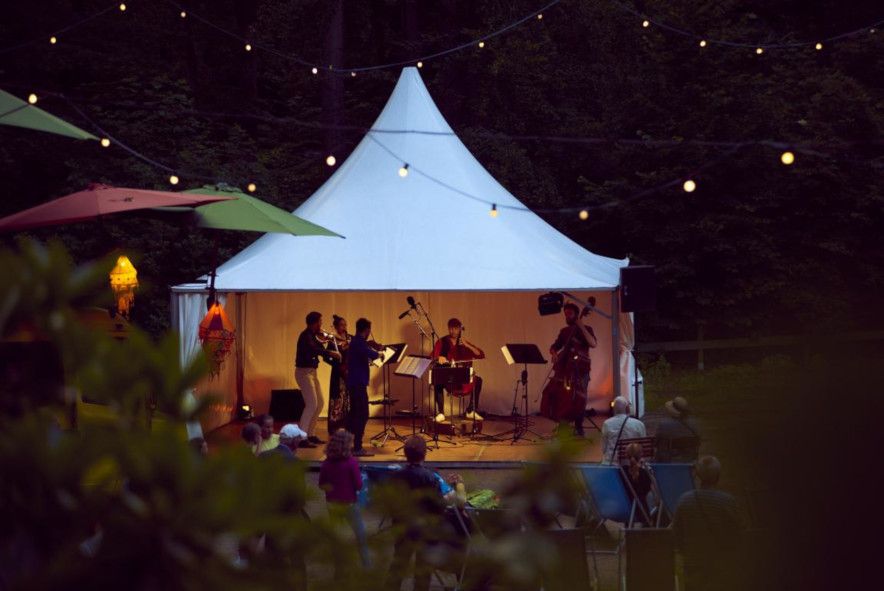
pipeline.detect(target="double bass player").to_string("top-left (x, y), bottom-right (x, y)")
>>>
top-left (548, 302), bottom-right (598, 436)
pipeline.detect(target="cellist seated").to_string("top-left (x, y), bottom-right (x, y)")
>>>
top-left (432, 318), bottom-right (485, 422)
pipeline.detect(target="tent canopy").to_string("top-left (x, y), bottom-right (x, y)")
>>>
top-left (187, 68), bottom-right (626, 292)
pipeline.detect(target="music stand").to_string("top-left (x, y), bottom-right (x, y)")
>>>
top-left (393, 355), bottom-right (433, 439)
top-left (370, 343), bottom-right (409, 447)
top-left (494, 344), bottom-right (547, 443)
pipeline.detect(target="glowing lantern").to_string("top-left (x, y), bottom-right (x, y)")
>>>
top-left (198, 301), bottom-right (236, 376)
top-left (109, 255), bottom-right (138, 318)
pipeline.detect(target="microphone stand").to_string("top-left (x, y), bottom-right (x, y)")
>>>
top-left (411, 301), bottom-right (458, 450)
top-left (405, 309), bottom-right (431, 434)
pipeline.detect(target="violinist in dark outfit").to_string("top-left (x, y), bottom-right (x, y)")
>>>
top-left (548, 302), bottom-right (597, 436)
top-left (326, 315), bottom-right (351, 436)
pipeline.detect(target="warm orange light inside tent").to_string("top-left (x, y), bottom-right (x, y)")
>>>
top-left (199, 302), bottom-right (236, 376)
top-left (109, 255), bottom-right (138, 318)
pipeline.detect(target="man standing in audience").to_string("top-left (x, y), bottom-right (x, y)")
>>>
top-left (654, 396), bottom-right (701, 462)
top-left (673, 455), bottom-right (744, 591)
top-left (601, 396), bottom-right (646, 463)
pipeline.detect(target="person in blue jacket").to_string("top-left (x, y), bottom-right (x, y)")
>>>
top-left (346, 318), bottom-right (384, 456)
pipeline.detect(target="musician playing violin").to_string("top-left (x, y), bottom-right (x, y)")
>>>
top-left (432, 318), bottom-right (485, 422)
top-left (549, 302), bottom-right (598, 436)
top-left (326, 315), bottom-right (351, 436)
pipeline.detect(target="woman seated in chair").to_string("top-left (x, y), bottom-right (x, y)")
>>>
top-left (621, 442), bottom-right (655, 526)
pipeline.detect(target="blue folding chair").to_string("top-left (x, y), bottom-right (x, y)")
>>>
top-left (648, 463), bottom-right (695, 526)
top-left (576, 464), bottom-right (643, 527)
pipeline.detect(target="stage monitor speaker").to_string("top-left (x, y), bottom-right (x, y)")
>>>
top-left (620, 265), bottom-right (656, 312)
top-left (268, 389), bottom-right (305, 423)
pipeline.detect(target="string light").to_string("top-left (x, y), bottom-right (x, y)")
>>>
top-left (755, 47), bottom-right (764, 55)
top-left (180, 11), bottom-right (187, 18)
top-left (416, 61), bottom-right (423, 68)
top-left (27, 93), bottom-right (37, 104)
top-left (780, 151), bottom-right (795, 165)
top-left (537, 14), bottom-right (543, 20)
top-left (642, 20), bottom-right (650, 28)
top-left (398, 163), bottom-right (409, 177)
top-left (815, 42), bottom-right (823, 50)
top-left (245, 43), bottom-right (252, 52)
top-left (326, 155), bottom-right (336, 166)
top-left (350, 71), bottom-right (356, 77)
top-left (478, 41), bottom-right (485, 48)
top-left (579, 209), bottom-right (589, 220)
top-left (49, 36), bottom-right (57, 45)
top-left (247, 182), bottom-right (257, 192)
top-left (489, 204), bottom-right (499, 218)
top-left (699, 40), bottom-right (707, 47)
top-left (119, 3), bottom-right (126, 11)
top-left (683, 179), bottom-right (697, 193)
top-left (100, 138), bottom-right (111, 147)
top-left (169, 175), bottom-right (179, 185)
top-left (311, 67), bottom-right (318, 74)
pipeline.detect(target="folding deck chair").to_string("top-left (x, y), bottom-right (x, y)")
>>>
top-left (648, 463), bottom-right (695, 526)
top-left (575, 464), bottom-right (651, 530)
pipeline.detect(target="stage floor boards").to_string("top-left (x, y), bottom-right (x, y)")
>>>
top-left (206, 414), bottom-right (606, 466)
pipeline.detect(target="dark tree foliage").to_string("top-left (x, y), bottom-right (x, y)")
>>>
top-left (1, 0), bottom-right (881, 339)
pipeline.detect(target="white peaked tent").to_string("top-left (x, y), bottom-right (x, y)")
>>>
top-left (173, 68), bottom-right (643, 433)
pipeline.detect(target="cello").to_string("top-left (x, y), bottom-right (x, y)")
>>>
top-left (540, 306), bottom-right (592, 421)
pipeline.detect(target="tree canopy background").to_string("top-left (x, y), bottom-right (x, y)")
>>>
top-left (1, 0), bottom-right (881, 342)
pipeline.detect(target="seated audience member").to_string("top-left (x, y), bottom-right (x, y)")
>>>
top-left (257, 413), bottom-right (281, 454)
top-left (319, 429), bottom-right (370, 568)
top-left (620, 442), bottom-right (654, 525)
top-left (601, 396), bottom-right (646, 463)
top-left (654, 396), bottom-right (700, 463)
top-left (673, 456), bottom-right (744, 591)
top-left (260, 423), bottom-right (307, 459)
top-left (241, 422), bottom-right (262, 455)
top-left (386, 436), bottom-right (450, 591)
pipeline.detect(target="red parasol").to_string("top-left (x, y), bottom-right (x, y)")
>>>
top-left (0, 183), bottom-right (235, 232)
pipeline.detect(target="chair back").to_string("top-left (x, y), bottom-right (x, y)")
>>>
top-left (625, 528), bottom-right (675, 591)
top-left (577, 464), bottom-right (633, 524)
top-left (357, 464), bottom-right (401, 507)
top-left (614, 436), bottom-right (656, 464)
top-left (648, 463), bottom-right (695, 517)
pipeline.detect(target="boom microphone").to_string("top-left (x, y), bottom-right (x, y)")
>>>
top-left (398, 296), bottom-right (418, 320)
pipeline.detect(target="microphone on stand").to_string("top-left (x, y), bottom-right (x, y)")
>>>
top-left (397, 295), bottom-right (418, 319)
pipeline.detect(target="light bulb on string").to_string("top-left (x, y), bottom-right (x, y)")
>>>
top-left (398, 164), bottom-right (409, 178)
top-left (642, 20), bottom-right (650, 28)
top-left (247, 183), bottom-right (257, 192)
top-left (579, 210), bottom-right (589, 221)
top-left (537, 13), bottom-right (543, 20)
top-left (311, 67), bottom-right (318, 74)
top-left (815, 42), bottom-right (823, 50)
top-left (169, 175), bottom-right (179, 186)
top-left (245, 43), bottom-right (252, 52)
top-left (417, 61), bottom-right (423, 68)
top-left (119, 3), bottom-right (126, 11)
top-left (49, 36), bottom-right (57, 44)
top-left (100, 138), bottom-right (111, 148)
top-left (478, 41), bottom-right (485, 48)
top-left (326, 155), bottom-right (336, 167)
top-left (489, 204), bottom-right (498, 218)
top-left (780, 151), bottom-right (795, 165)
top-left (350, 71), bottom-right (356, 77)
top-left (27, 94), bottom-right (37, 104)
top-left (756, 47), bottom-right (764, 55)
top-left (699, 40), bottom-right (707, 47)
top-left (683, 179), bottom-right (697, 193)
top-left (180, 11), bottom-right (187, 18)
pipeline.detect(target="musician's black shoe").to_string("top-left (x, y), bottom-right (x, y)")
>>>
top-left (308, 436), bottom-right (325, 444)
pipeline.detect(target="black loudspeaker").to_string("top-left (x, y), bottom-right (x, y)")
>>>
top-left (268, 389), bottom-right (305, 422)
top-left (620, 266), bottom-right (656, 312)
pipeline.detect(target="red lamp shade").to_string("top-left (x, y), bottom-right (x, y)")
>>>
top-left (198, 302), bottom-right (235, 376)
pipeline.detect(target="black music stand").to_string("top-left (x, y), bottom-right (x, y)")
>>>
top-left (494, 343), bottom-right (547, 443)
top-left (370, 343), bottom-right (408, 447)
top-left (393, 355), bottom-right (433, 440)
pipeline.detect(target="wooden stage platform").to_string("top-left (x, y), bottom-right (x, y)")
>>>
top-left (206, 414), bottom-right (607, 466)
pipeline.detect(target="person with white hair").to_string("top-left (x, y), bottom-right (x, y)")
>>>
top-left (600, 396), bottom-right (646, 463)
top-left (260, 423), bottom-right (307, 459)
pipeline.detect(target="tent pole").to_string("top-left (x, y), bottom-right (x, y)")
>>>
top-left (612, 288), bottom-right (621, 400)
top-left (235, 292), bottom-right (245, 412)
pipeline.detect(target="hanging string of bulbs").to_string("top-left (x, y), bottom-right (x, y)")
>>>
top-left (3, 0), bottom-right (881, 69)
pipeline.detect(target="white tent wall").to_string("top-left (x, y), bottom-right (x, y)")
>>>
top-left (233, 290), bottom-right (622, 421)
top-left (173, 290), bottom-right (239, 433)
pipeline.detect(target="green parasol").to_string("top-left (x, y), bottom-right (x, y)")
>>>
top-left (182, 184), bottom-right (343, 238)
top-left (0, 89), bottom-right (98, 141)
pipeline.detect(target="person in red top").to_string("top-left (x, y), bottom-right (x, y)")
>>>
top-left (432, 318), bottom-right (485, 422)
top-left (319, 429), bottom-right (370, 568)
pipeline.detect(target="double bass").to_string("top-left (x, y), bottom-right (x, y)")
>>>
top-left (540, 307), bottom-right (592, 421)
